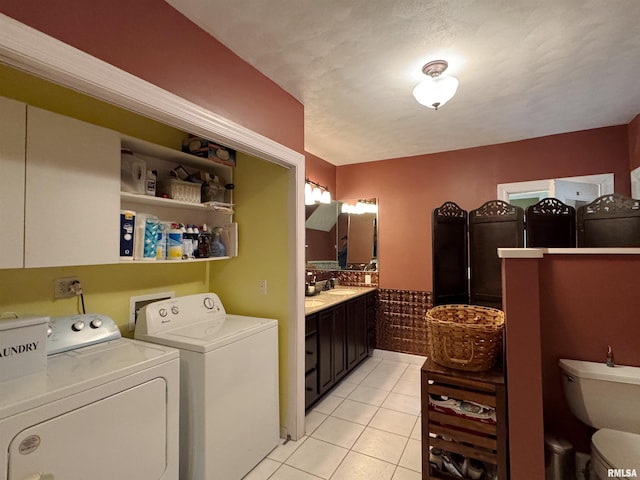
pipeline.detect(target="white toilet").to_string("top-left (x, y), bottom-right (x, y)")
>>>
top-left (559, 359), bottom-right (640, 479)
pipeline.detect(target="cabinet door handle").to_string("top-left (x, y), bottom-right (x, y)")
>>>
top-left (306, 350), bottom-right (314, 355)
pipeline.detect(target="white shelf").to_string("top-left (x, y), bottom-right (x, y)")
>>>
top-left (120, 192), bottom-right (233, 213)
top-left (119, 134), bottom-right (237, 261)
top-left (121, 134), bottom-right (233, 176)
top-left (120, 256), bottom-right (231, 265)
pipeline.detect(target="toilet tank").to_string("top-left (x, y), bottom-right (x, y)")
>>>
top-left (559, 359), bottom-right (640, 433)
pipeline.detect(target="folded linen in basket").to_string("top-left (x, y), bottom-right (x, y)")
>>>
top-left (428, 394), bottom-right (496, 424)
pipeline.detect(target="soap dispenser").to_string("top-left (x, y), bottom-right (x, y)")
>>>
top-left (606, 345), bottom-right (615, 367)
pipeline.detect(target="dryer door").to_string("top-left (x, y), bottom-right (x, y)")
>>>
top-left (8, 378), bottom-right (167, 480)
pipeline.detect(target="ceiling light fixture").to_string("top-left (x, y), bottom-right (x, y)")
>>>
top-left (412, 60), bottom-right (459, 111)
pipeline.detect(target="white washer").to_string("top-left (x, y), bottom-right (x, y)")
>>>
top-left (0, 314), bottom-right (180, 480)
top-left (135, 293), bottom-right (280, 480)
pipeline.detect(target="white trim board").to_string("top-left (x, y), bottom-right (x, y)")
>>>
top-left (497, 173), bottom-right (614, 202)
top-left (0, 13), bottom-right (306, 441)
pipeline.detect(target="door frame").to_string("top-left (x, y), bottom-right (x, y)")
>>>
top-left (497, 173), bottom-right (614, 204)
top-left (0, 13), bottom-right (306, 440)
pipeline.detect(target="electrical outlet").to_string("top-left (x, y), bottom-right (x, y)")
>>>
top-left (54, 277), bottom-right (80, 299)
top-left (259, 280), bottom-right (268, 295)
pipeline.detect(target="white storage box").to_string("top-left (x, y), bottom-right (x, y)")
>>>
top-left (0, 314), bottom-right (48, 382)
top-left (157, 179), bottom-right (201, 203)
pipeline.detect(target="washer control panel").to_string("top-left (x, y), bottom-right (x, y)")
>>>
top-left (47, 314), bottom-right (122, 355)
top-left (135, 293), bottom-right (226, 335)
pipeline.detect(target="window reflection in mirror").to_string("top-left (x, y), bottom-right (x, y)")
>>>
top-left (305, 198), bottom-right (377, 271)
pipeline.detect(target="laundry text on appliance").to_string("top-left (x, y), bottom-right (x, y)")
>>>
top-left (0, 342), bottom-right (40, 358)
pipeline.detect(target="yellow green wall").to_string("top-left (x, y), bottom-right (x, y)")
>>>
top-left (0, 64), bottom-right (293, 430)
top-left (0, 63), bottom-right (184, 148)
top-left (210, 152), bottom-right (290, 423)
top-left (0, 263), bottom-right (209, 333)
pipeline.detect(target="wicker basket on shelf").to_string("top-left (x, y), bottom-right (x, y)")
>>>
top-left (427, 304), bottom-right (504, 372)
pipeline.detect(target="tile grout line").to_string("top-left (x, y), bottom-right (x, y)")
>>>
top-left (254, 358), bottom-right (424, 480)
top-left (325, 361), bottom-right (414, 479)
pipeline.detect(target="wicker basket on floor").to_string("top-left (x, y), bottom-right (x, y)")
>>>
top-left (427, 304), bottom-right (504, 372)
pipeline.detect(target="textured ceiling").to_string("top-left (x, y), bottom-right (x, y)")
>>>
top-left (166, 0), bottom-right (640, 165)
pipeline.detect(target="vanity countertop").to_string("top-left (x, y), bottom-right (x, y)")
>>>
top-left (304, 285), bottom-right (377, 315)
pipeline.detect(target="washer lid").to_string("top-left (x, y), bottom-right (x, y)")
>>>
top-left (0, 338), bottom-right (178, 420)
top-left (135, 314), bottom-right (277, 353)
top-left (592, 429), bottom-right (640, 470)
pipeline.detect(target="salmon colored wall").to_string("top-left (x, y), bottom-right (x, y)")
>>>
top-left (502, 253), bottom-right (640, 478)
top-left (630, 114), bottom-right (640, 170)
top-left (338, 126), bottom-right (631, 291)
top-left (501, 258), bottom-right (545, 480)
top-left (0, 0), bottom-right (303, 153)
top-left (539, 254), bottom-right (640, 452)
top-left (305, 151), bottom-right (336, 193)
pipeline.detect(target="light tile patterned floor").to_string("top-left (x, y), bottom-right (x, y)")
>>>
top-left (243, 354), bottom-right (425, 480)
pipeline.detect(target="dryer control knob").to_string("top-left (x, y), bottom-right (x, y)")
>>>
top-left (72, 321), bottom-right (85, 332)
top-left (203, 297), bottom-right (215, 309)
top-left (171, 306), bottom-right (179, 315)
top-left (159, 308), bottom-right (168, 317)
top-left (47, 325), bottom-right (53, 337)
top-left (90, 318), bottom-right (103, 329)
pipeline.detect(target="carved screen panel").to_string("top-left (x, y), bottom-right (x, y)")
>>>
top-left (526, 198), bottom-right (576, 247)
top-left (469, 200), bottom-right (524, 309)
top-left (577, 194), bottom-right (640, 247)
top-left (432, 202), bottom-right (468, 306)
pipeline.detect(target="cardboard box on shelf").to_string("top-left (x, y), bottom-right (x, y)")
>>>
top-left (182, 136), bottom-right (236, 167)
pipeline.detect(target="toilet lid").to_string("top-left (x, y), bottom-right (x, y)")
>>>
top-left (592, 429), bottom-right (640, 470)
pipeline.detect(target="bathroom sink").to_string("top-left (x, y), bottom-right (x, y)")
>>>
top-left (305, 299), bottom-right (325, 308)
top-left (326, 289), bottom-right (356, 295)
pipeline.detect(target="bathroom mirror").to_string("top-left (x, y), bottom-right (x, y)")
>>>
top-left (305, 198), bottom-right (378, 271)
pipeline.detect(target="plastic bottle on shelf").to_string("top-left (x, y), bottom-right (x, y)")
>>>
top-left (181, 224), bottom-right (192, 258)
top-left (211, 227), bottom-right (226, 257)
top-left (192, 225), bottom-right (199, 256)
top-left (167, 223), bottom-right (183, 260)
top-left (157, 222), bottom-right (167, 260)
top-left (186, 225), bottom-right (196, 258)
top-left (197, 224), bottom-right (211, 258)
top-left (146, 170), bottom-right (157, 196)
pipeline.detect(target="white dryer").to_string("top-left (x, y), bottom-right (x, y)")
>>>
top-left (0, 314), bottom-right (180, 480)
top-left (135, 293), bottom-right (280, 480)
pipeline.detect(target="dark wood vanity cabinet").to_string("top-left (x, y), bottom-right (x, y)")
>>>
top-left (305, 291), bottom-right (376, 410)
top-left (346, 295), bottom-right (368, 369)
top-left (305, 315), bottom-right (319, 409)
top-left (318, 304), bottom-right (347, 395)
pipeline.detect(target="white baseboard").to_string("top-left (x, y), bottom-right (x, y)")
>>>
top-left (371, 348), bottom-right (427, 365)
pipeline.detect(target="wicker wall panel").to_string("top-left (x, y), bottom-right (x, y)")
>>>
top-left (376, 289), bottom-right (433, 356)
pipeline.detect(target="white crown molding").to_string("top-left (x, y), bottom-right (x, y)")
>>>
top-left (0, 13), bottom-right (303, 169)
